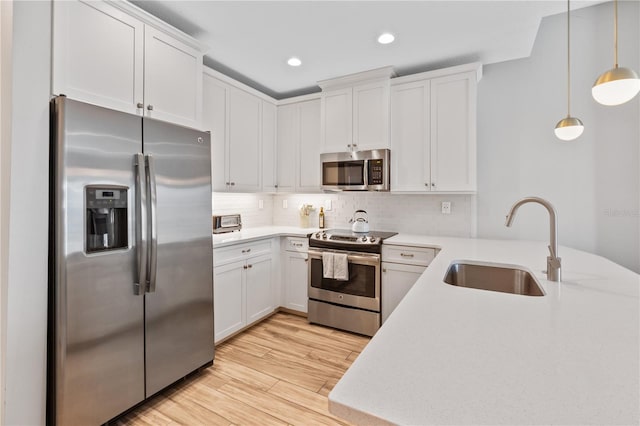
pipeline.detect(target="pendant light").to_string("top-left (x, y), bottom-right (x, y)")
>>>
top-left (591, 0), bottom-right (640, 106)
top-left (555, 0), bottom-right (584, 141)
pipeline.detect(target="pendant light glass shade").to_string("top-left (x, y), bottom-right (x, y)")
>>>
top-left (592, 0), bottom-right (640, 106)
top-left (555, 0), bottom-right (583, 141)
top-left (592, 66), bottom-right (640, 105)
top-left (555, 116), bottom-right (585, 141)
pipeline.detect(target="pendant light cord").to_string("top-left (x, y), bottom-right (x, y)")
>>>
top-left (567, 0), bottom-right (571, 116)
top-left (614, 0), bottom-right (619, 67)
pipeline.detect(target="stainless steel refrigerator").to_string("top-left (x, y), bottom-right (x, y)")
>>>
top-left (48, 96), bottom-right (214, 425)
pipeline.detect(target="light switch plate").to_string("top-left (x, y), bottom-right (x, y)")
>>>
top-left (324, 199), bottom-right (332, 211)
top-left (258, 199), bottom-right (264, 209)
top-left (282, 199), bottom-right (288, 209)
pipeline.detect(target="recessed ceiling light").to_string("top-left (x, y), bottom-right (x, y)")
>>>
top-left (377, 33), bottom-right (395, 45)
top-left (287, 57), bottom-right (302, 67)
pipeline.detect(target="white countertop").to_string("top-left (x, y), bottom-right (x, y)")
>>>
top-left (330, 234), bottom-right (640, 425)
top-left (212, 226), bottom-right (319, 248)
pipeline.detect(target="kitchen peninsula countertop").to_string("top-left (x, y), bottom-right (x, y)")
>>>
top-left (330, 234), bottom-right (640, 425)
top-left (212, 226), bottom-right (319, 248)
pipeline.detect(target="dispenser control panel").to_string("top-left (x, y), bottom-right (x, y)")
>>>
top-left (85, 185), bottom-right (128, 253)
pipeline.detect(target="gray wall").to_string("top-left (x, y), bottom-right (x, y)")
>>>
top-left (476, 1), bottom-right (640, 272)
top-left (3, 1), bottom-right (51, 424)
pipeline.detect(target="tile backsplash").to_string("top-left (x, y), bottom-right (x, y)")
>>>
top-left (214, 192), bottom-right (476, 237)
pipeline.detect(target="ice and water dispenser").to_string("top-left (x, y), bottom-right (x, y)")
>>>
top-left (85, 186), bottom-right (128, 253)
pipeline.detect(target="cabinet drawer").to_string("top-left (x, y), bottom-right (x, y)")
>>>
top-left (214, 239), bottom-right (272, 266)
top-left (284, 237), bottom-right (308, 252)
top-left (382, 245), bottom-right (436, 266)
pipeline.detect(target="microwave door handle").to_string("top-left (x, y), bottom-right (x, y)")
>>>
top-left (145, 154), bottom-right (158, 294)
top-left (134, 153), bottom-right (148, 295)
top-left (363, 159), bottom-right (369, 188)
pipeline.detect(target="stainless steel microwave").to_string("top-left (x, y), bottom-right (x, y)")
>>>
top-left (321, 149), bottom-right (390, 191)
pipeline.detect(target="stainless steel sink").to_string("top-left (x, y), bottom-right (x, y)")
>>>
top-left (443, 261), bottom-right (545, 296)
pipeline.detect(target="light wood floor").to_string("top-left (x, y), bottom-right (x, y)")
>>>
top-left (116, 312), bottom-right (370, 425)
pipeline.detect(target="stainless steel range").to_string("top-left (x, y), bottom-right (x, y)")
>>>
top-left (308, 229), bottom-right (397, 336)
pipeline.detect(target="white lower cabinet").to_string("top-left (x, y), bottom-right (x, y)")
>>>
top-left (213, 239), bottom-right (274, 343)
top-left (282, 237), bottom-right (309, 313)
top-left (381, 262), bottom-right (425, 324)
top-left (381, 245), bottom-right (437, 323)
top-left (283, 251), bottom-right (308, 313)
top-left (213, 260), bottom-right (246, 342)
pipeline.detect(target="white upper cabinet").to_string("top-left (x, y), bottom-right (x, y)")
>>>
top-left (203, 68), bottom-right (278, 193)
top-left (53, 0), bottom-right (144, 115)
top-left (261, 101), bottom-right (278, 192)
top-left (297, 99), bottom-right (322, 192)
top-left (321, 88), bottom-right (352, 153)
top-left (390, 80), bottom-right (431, 192)
top-left (429, 73), bottom-right (477, 192)
top-left (143, 26), bottom-right (202, 128)
top-left (319, 67), bottom-right (394, 153)
top-left (52, 0), bottom-right (204, 129)
top-left (277, 97), bottom-right (322, 193)
top-left (227, 87), bottom-right (261, 192)
top-left (352, 81), bottom-right (390, 152)
top-left (390, 65), bottom-right (479, 193)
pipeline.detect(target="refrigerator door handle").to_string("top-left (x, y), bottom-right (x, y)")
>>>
top-left (134, 153), bottom-right (148, 295)
top-left (146, 154), bottom-right (158, 293)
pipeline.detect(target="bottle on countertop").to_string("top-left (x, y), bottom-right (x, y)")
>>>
top-left (319, 207), bottom-right (325, 229)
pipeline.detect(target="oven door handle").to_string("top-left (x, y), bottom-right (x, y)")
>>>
top-left (308, 248), bottom-right (380, 263)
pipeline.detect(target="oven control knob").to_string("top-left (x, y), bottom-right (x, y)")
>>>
top-left (369, 237), bottom-right (377, 243)
top-left (315, 232), bottom-right (321, 238)
top-left (361, 236), bottom-right (367, 242)
top-left (322, 233), bottom-right (328, 239)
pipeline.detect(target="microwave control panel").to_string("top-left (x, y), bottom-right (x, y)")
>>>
top-left (368, 159), bottom-right (384, 185)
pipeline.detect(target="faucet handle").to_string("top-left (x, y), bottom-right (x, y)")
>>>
top-left (547, 244), bottom-right (557, 259)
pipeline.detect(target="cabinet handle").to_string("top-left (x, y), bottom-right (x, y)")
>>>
top-left (243, 265), bottom-right (247, 269)
top-left (246, 248), bottom-right (251, 253)
top-left (400, 253), bottom-right (414, 258)
top-left (305, 259), bottom-right (309, 262)
top-left (425, 183), bottom-right (429, 187)
top-left (382, 268), bottom-right (387, 273)
top-left (247, 264), bottom-right (252, 269)
top-left (347, 144), bottom-right (352, 148)
top-left (137, 102), bottom-right (144, 109)
top-left (275, 184), bottom-right (278, 188)
top-left (431, 183), bottom-right (436, 187)
top-left (147, 105), bottom-right (154, 111)
top-left (230, 182), bottom-right (235, 186)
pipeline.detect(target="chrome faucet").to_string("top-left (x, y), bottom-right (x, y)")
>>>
top-left (505, 197), bottom-right (561, 282)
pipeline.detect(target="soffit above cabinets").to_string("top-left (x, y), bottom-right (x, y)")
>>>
top-left (131, 0), bottom-right (606, 99)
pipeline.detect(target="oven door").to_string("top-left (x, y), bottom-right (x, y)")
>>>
top-left (308, 248), bottom-right (380, 312)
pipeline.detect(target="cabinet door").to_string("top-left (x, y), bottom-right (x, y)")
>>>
top-left (144, 26), bottom-right (202, 129)
top-left (390, 81), bottom-right (431, 192)
top-left (353, 81), bottom-right (390, 151)
top-left (381, 262), bottom-right (426, 324)
top-left (284, 251), bottom-right (309, 313)
top-left (297, 99), bottom-right (322, 192)
top-left (52, 0), bottom-right (144, 114)
top-left (262, 101), bottom-right (278, 192)
top-left (430, 72), bottom-right (476, 192)
top-left (213, 260), bottom-right (246, 343)
top-left (203, 74), bottom-right (229, 191)
top-left (321, 88), bottom-right (352, 153)
top-left (276, 103), bottom-right (298, 192)
top-left (227, 87), bottom-right (261, 192)
top-left (245, 254), bottom-right (274, 325)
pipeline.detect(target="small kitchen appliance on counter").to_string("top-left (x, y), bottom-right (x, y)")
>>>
top-left (307, 228), bottom-right (397, 336)
top-left (212, 214), bottom-right (242, 234)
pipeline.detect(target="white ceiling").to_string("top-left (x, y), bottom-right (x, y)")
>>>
top-left (132, 0), bottom-right (606, 99)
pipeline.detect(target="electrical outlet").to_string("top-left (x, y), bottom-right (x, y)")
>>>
top-left (282, 199), bottom-right (288, 209)
top-left (325, 199), bottom-right (332, 211)
top-left (441, 201), bottom-right (451, 215)
top-left (258, 199), bottom-right (264, 210)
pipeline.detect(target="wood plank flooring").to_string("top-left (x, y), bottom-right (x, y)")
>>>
top-left (116, 312), bottom-right (370, 425)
